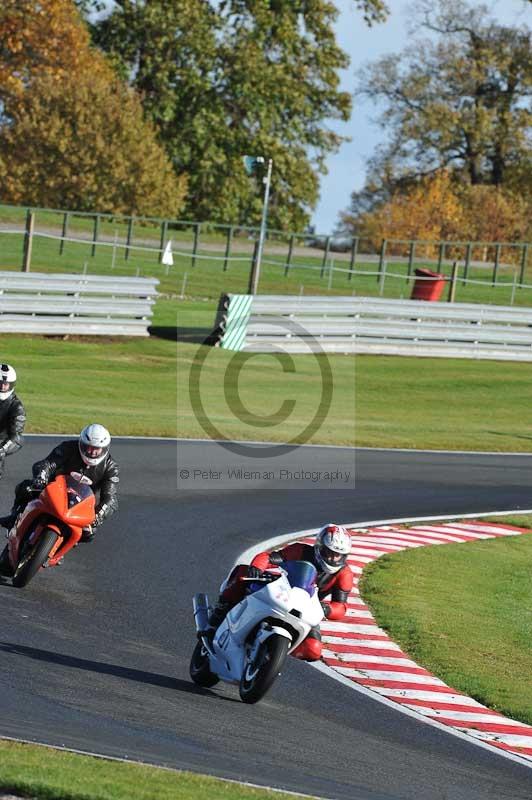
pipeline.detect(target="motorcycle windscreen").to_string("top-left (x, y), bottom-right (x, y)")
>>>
top-left (66, 475), bottom-right (93, 508)
top-left (283, 560), bottom-right (318, 596)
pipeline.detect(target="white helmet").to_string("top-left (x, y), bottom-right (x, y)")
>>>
top-left (314, 523), bottom-right (351, 574)
top-left (0, 364), bottom-right (16, 400)
top-left (79, 423), bottom-right (111, 467)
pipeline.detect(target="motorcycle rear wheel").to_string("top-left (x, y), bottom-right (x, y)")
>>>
top-left (189, 640), bottom-right (219, 688)
top-left (12, 528), bottom-right (59, 588)
top-left (239, 634), bottom-right (290, 704)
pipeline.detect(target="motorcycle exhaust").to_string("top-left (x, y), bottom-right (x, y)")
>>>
top-left (193, 593), bottom-right (210, 635)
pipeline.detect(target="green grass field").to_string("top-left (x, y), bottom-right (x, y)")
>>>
top-left (175, 341), bottom-right (532, 451)
top-left (0, 739), bottom-right (300, 800)
top-left (3, 335), bottom-right (176, 437)
top-left (3, 331), bottom-right (532, 451)
top-left (360, 520), bottom-right (532, 725)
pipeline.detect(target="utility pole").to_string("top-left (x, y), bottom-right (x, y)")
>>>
top-left (246, 156), bottom-right (273, 295)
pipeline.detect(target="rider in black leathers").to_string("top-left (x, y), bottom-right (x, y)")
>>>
top-left (0, 365), bottom-right (25, 480)
top-left (0, 429), bottom-right (119, 539)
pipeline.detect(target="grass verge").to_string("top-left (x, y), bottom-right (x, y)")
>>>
top-left (3, 329), bottom-right (532, 449)
top-left (360, 521), bottom-right (532, 724)
top-left (176, 340), bottom-right (532, 451)
top-left (0, 739), bottom-right (301, 800)
top-left (177, 342), bottom-right (355, 445)
top-left (4, 335), bottom-right (176, 437)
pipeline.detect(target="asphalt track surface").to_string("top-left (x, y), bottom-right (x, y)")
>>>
top-left (1, 437), bottom-right (532, 800)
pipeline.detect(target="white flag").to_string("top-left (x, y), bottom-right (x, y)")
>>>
top-left (162, 239), bottom-right (173, 266)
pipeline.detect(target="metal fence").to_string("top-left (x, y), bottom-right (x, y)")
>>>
top-left (213, 294), bottom-right (532, 361)
top-left (0, 202), bottom-right (530, 306)
top-left (0, 272), bottom-right (158, 336)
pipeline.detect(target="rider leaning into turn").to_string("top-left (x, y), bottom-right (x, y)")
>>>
top-left (0, 364), bottom-right (25, 481)
top-left (0, 423), bottom-right (119, 541)
top-left (208, 523), bottom-right (353, 661)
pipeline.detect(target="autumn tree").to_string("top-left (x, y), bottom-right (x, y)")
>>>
top-left (84, 0), bottom-right (388, 229)
top-left (0, 70), bottom-right (187, 216)
top-left (0, 0), bottom-right (187, 217)
top-left (0, 0), bottom-right (104, 110)
top-left (351, 0), bottom-right (531, 218)
top-left (344, 170), bottom-right (531, 254)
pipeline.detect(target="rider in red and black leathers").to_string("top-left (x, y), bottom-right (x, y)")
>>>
top-left (211, 537), bottom-right (353, 662)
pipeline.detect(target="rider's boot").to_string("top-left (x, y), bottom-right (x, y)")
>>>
top-left (0, 546), bottom-right (13, 577)
top-left (0, 502), bottom-right (21, 530)
top-left (202, 599), bottom-right (231, 640)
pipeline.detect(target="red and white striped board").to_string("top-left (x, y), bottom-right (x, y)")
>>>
top-left (306, 521), bottom-right (532, 763)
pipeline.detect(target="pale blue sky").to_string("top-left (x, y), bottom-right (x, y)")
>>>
top-left (311, 0), bottom-right (531, 235)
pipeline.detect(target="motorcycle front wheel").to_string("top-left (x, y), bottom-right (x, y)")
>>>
top-left (189, 640), bottom-right (219, 688)
top-left (12, 528), bottom-right (58, 588)
top-left (239, 634), bottom-right (290, 704)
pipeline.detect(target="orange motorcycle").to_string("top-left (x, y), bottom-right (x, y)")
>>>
top-left (0, 472), bottom-right (95, 588)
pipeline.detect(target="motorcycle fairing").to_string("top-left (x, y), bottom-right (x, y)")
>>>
top-left (8, 474), bottom-right (96, 569)
top-left (209, 573), bottom-right (323, 683)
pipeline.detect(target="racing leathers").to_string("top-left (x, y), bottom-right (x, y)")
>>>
top-left (3, 440), bottom-right (119, 534)
top-left (212, 541), bottom-right (353, 661)
top-left (0, 394), bottom-right (25, 479)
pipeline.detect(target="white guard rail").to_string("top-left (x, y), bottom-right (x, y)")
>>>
top-left (0, 273), bottom-right (159, 336)
top-left (214, 294), bottom-right (532, 360)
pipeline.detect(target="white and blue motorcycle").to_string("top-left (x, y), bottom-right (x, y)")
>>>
top-left (190, 560), bottom-right (323, 704)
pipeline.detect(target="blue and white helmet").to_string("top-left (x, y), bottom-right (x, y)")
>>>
top-left (314, 524), bottom-right (351, 574)
top-left (79, 423), bottom-right (111, 467)
top-left (0, 364), bottom-right (16, 401)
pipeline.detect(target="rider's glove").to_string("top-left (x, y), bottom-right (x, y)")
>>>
top-left (320, 602), bottom-right (332, 618)
top-left (81, 525), bottom-right (94, 542)
top-left (247, 565), bottom-right (264, 579)
top-left (93, 510), bottom-right (105, 529)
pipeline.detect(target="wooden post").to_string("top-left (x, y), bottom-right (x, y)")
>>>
top-left (91, 214), bottom-right (100, 257)
top-left (191, 223), bottom-right (200, 269)
top-left (377, 239), bottom-right (387, 283)
top-left (125, 217), bottom-right (133, 261)
top-left (492, 243), bottom-right (501, 285)
top-left (348, 237), bottom-right (358, 281)
top-left (463, 242), bottom-right (472, 285)
top-left (320, 237), bottom-right (331, 278)
top-left (447, 260), bottom-right (459, 303)
top-left (22, 210), bottom-right (35, 272)
top-left (284, 234), bottom-right (295, 277)
top-left (59, 212), bottom-right (69, 255)
top-left (379, 259), bottom-right (387, 295)
top-left (407, 240), bottom-right (416, 278)
top-left (519, 243), bottom-right (528, 286)
top-left (158, 221), bottom-right (168, 264)
top-left (223, 226), bottom-right (233, 272)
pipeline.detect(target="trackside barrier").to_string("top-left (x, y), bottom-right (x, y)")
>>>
top-left (212, 294), bottom-right (532, 361)
top-left (0, 272), bottom-right (158, 336)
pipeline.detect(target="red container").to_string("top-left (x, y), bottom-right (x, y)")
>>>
top-left (411, 268), bottom-right (446, 301)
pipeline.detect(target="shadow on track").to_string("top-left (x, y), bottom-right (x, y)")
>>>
top-left (0, 641), bottom-right (210, 696)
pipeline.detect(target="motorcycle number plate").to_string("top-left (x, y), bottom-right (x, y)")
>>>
top-left (273, 587), bottom-right (289, 603)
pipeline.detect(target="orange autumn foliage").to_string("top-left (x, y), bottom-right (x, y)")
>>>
top-left (357, 171), bottom-right (530, 258)
top-left (0, 0), bottom-right (187, 217)
top-left (0, 0), bottom-right (107, 105)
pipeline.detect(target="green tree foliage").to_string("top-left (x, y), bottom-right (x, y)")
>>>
top-left (88, 0), bottom-right (359, 229)
top-left (0, 0), bottom-right (187, 217)
top-left (349, 0), bottom-right (531, 222)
